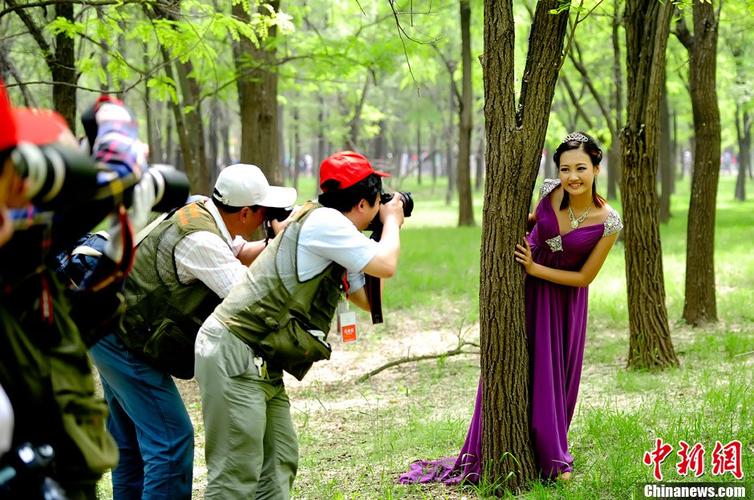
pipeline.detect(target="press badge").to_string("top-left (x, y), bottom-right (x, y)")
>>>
top-left (337, 300), bottom-right (357, 343)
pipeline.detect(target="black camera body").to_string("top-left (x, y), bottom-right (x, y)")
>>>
top-left (0, 443), bottom-right (67, 499)
top-left (367, 191), bottom-right (414, 237)
top-left (262, 206), bottom-right (294, 241)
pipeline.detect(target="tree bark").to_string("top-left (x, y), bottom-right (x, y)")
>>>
top-left (678, 1), bottom-right (721, 326)
top-left (735, 106), bottom-right (750, 201)
top-left (314, 94), bottom-right (326, 197)
top-left (480, 0), bottom-right (568, 490)
top-left (292, 104), bottom-right (300, 191)
top-left (457, 0), bottom-right (474, 226)
top-left (232, 1), bottom-right (281, 184)
top-left (150, 0), bottom-right (210, 194)
top-left (659, 81), bottom-right (672, 223)
top-left (416, 122), bottom-right (422, 185)
top-left (475, 132), bottom-right (485, 191)
top-left (51, 2), bottom-right (77, 129)
top-left (608, 0), bottom-right (623, 200)
top-left (446, 61), bottom-right (457, 206)
top-left (208, 98), bottom-right (220, 186)
top-left (622, 0), bottom-right (678, 369)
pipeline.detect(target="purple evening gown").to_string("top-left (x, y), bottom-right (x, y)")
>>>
top-left (399, 179), bottom-right (622, 484)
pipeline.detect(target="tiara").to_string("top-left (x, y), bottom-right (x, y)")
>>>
top-left (563, 132), bottom-right (589, 143)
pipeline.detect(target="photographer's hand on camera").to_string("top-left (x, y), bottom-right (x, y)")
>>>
top-left (379, 192), bottom-right (405, 229)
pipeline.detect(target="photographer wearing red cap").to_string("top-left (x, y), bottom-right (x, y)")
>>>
top-left (194, 150), bottom-right (404, 498)
top-left (0, 80), bottom-right (155, 499)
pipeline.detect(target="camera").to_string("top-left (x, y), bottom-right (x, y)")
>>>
top-left (262, 206), bottom-right (294, 240)
top-left (10, 144), bottom-right (189, 214)
top-left (367, 191), bottom-right (414, 237)
top-left (380, 191), bottom-right (414, 217)
top-left (138, 164), bottom-right (190, 213)
top-left (11, 142), bottom-right (100, 211)
top-left (0, 443), bottom-right (67, 499)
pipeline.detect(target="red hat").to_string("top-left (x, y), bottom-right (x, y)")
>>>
top-left (319, 151), bottom-right (389, 191)
top-left (0, 79), bottom-right (73, 151)
top-left (0, 80), bottom-right (18, 151)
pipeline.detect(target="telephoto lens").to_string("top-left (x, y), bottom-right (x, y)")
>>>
top-left (10, 142), bottom-right (100, 210)
top-left (143, 164), bottom-right (190, 213)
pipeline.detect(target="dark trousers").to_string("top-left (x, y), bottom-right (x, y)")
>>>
top-left (90, 333), bottom-right (193, 500)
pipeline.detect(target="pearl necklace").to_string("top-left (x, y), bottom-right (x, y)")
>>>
top-left (568, 204), bottom-right (593, 229)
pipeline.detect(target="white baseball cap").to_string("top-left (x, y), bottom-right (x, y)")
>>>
top-left (212, 163), bottom-right (297, 208)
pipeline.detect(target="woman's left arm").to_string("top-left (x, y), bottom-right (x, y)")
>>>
top-left (514, 232), bottom-right (619, 287)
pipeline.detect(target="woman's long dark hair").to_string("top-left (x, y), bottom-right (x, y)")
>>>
top-left (553, 131), bottom-right (606, 210)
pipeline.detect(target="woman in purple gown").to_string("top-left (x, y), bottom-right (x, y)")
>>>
top-left (400, 132), bottom-right (622, 484)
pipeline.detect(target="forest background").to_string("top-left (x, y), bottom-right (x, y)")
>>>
top-left (1, 0), bottom-right (753, 498)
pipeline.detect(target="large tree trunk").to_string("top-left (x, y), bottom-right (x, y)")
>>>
top-left (457, 0), bottom-right (474, 226)
top-left (735, 106), bottom-right (750, 201)
top-left (678, 2), bottom-right (721, 326)
top-left (480, 0), bottom-right (568, 490)
top-left (622, 0), bottom-right (678, 369)
top-left (233, 1), bottom-right (281, 184)
top-left (659, 81), bottom-right (672, 223)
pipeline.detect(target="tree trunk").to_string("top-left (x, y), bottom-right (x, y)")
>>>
top-left (671, 109), bottom-right (677, 194)
top-left (608, 0), bottom-right (623, 200)
top-left (735, 106), bottom-right (750, 201)
top-left (416, 122), bottom-right (422, 185)
top-left (143, 55), bottom-right (162, 164)
top-left (232, 1), bottom-right (281, 184)
top-left (430, 134), bottom-right (437, 193)
top-left (622, 0), bottom-right (679, 369)
top-left (374, 119), bottom-right (387, 160)
top-left (480, 0), bottom-right (568, 490)
top-left (292, 104), bottom-right (301, 191)
top-left (51, 3), bottom-right (76, 129)
top-left (457, 0), bottom-right (474, 226)
top-left (277, 103), bottom-right (286, 182)
top-left (659, 81), bottom-right (672, 223)
top-left (208, 98), bottom-right (220, 187)
top-left (219, 105), bottom-right (232, 167)
top-left (680, 1), bottom-right (721, 326)
top-left (348, 75), bottom-right (370, 151)
top-left (314, 94), bottom-right (326, 197)
top-left (475, 132), bottom-right (485, 191)
top-left (151, 0), bottom-right (210, 194)
top-left (165, 102), bottom-right (174, 166)
top-left (446, 63), bottom-right (457, 206)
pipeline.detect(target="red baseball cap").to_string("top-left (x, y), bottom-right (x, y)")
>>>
top-left (319, 151), bottom-right (389, 191)
top-left (0, 79), bottom-right (74, 151)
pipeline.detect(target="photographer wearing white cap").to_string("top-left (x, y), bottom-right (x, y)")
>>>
top-left (88, 163), bottom-right (296, 500)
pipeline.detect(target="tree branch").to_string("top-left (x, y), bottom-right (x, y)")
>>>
top-left (560, 75), bottom-right (594, 129)
top-left (569, 39), bottom-right (613, 134)
top-left (5, 0), bottom-right (54, 67)
top-left (355, 342), bottom-right (479, 383)
top-left (430, 43), bottom-right (461, 106)
top-left (673, 7), bottom-right (693, 49)
top-left (0, 0), bottom-right (152, 21)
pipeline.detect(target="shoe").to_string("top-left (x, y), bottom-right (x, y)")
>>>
top-left (557, 471), bottom-right (572, 481)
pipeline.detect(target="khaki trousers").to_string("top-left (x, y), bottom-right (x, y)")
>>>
top-left (195, 316), bottom-right (298, 500)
